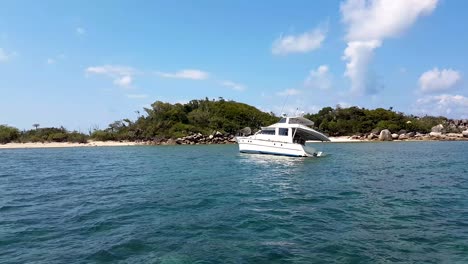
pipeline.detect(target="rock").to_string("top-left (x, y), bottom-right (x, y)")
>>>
top-left (430, 132), bottom-right (442, 138)
top-left (215, 131), bottom-right (223, 137)
top-left (175, 138), bottom-right (183, 144)
top-left (407, 132), bottom-right (415, 138)
top-left (367, 133), bottom-right (377, 140)
top-left (153, 138), bottom-right (165, 144)
top-left (431, 124), bottom-right (445, 133)
top-left (163, 138), bottom-right (176, 145)
top-left (371, 128), bottom-right (381, 135)
top-left (447, 133), bottom-right (463, 138)
top-left (379, 129), bottom-right (392, 141)
top-left (448, 124), bottom-right (458, 132)
top-left (398, 134), bottom-right (408, 140)
top-left (391, 133), bottom-right (399, 139)
top-left (208, 134), bottom-right (214, 140)
top-left (463, 130), bottom-right (468, 138)
top-left (398, 129), bottom-right (407, 135)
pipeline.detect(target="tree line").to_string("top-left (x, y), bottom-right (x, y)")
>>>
top-left (304, 106), bottom-right (447, 136)
top-left (0, 126), bottom-right (87, 144)
top-left (0, 98), bottom-right (450, 144)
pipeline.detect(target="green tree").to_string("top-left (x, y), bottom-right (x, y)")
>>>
top-left (0, 125), bottom-right (20, 144)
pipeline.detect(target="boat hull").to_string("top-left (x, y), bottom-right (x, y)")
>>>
top-left (236, 137), bottom-right (320, 157)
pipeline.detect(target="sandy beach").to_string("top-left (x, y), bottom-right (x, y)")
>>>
top-left (328, 136), bottom-right (363, 143)
top-left (0, 137), bottom-right (365, 149)
top-left (0, 141), bottom-right (143, 149)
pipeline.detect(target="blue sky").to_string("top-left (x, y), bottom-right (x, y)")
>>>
top-left (1, 0), bottom-right (467, 131)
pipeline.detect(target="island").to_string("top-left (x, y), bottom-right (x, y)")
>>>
top-left (1, 98), bottom-right (467, 148)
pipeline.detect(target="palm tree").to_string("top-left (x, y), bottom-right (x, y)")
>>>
top-left (33, 123), bottom-right (40, 130)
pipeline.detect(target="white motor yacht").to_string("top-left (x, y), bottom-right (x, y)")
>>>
top-left (236, 116), bottom-right (330, 157)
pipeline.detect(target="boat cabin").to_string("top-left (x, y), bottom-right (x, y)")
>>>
top-left (254, 116), bottom-right (328, 144)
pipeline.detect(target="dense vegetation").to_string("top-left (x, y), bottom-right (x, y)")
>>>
top-left (90, 99), bottom-right (450, 141)
top-left (90, 98), bottom-right (278, 141)
top-left (304, 106), bottom-right (448, 136)
top-left (0, 125), bottom-right (20, 144)
top-left (0, 98), bottom-right (454, 144)
top-left (0, 125), bottom-right (88, 144)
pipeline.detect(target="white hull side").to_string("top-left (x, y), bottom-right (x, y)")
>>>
top-left (236, 138), bottom-right (318, 157)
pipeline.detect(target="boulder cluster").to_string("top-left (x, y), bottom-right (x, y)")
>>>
top-left (149, 131), bottom-right (236, 145)
top-left (349, 124), bottom-right (468, 141)
top-left (447, 119), bottom-right (468, 131)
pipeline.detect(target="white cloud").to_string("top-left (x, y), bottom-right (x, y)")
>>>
top-left (305, 65), bottom-right (332, 90)
top-left (114, 75), bottom-right (132, 87)
top-left (221, 81), bottom-right (246, 91)
top-left (416, 94), bottom-right (468, 118)
top-left (342, 40), bottom-right (381, 94)
top-left (126, 94), bottom-right (148, 99)
top-left (85, 65), bottom-right (136, 88)
top-left (156, 69), bottom-right (209, 80)
top-left (272, 25), bottom-right (326, 55)
top-left (341, 0), bottom-right (437, 41)
top-left (46, 58), bottom-right (55, 64)
top-left (276, 88), bottom-right (302, 96)
top-left (418, 68), bottom-right (461, 93)
top-left (0, 48), bottom-right (15, 62)
top-left (76, 27), bottom-right (86, 35)
top-left (340, 0), bottom-right (438, 95)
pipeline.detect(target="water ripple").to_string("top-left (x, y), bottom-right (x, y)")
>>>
top-left (1, 142), bottom-right (468, 263)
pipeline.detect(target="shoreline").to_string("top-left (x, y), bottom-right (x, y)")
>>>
top-left (1, 136), bottom-right (467, 149)
top-left (0, 141), bottom-right (143, 149)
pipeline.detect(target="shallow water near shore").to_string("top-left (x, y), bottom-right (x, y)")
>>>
top-left (1, 142), bottom-right (468, 263)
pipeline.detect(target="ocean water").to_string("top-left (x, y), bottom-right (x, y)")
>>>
top-left (1, 142), bottom-right (468, 263)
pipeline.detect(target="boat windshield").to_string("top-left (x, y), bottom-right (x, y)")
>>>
top-left (278, 118), bottom-right (287, 123)
top-left (288, 117), bottom-right (314, 127)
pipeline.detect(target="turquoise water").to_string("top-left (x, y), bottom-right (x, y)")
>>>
top-left (1, 142), bottom-right (468, 263)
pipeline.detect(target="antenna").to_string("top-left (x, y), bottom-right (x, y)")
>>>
top-left (280, 94), bottom-right (289, 118)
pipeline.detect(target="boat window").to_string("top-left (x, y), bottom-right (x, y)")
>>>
top-left (288, 118), bottom-right (301, 124)
top-left (278, 118), bottom-right (287, 123)
top-left (288, 118), bottom-right (314, 127)
top-left (278, 128), bottom-right (288, 136)
top-left (261, 129), bottom-right (275, 135)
